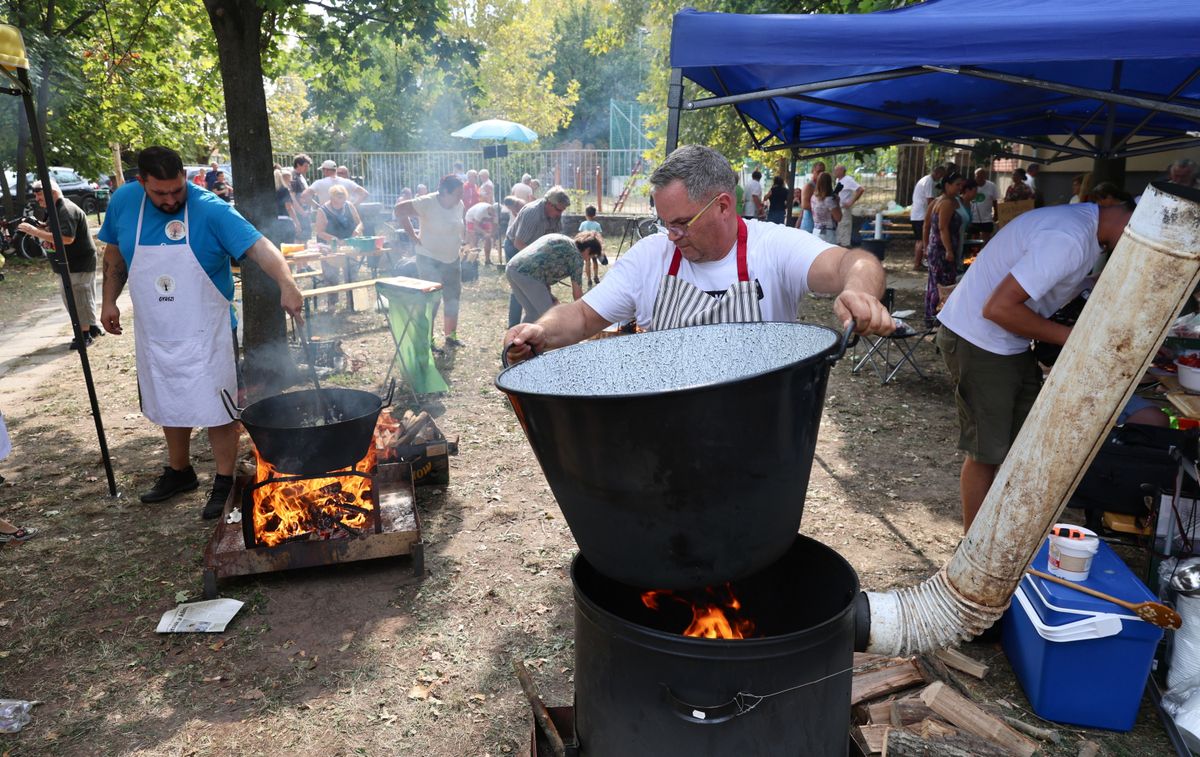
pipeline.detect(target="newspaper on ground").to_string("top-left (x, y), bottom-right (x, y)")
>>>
top-left (156, 598), bottom-right (245, 633)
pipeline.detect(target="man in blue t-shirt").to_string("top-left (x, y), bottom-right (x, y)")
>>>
top-left (99, 146), bottom-right (303, 519)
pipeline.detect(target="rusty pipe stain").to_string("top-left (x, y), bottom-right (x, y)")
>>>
top-left (867, 182), bottom-right (1200, 655)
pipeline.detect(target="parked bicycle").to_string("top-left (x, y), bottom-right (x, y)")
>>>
top-left (0, 207), bottom-right (45, 260)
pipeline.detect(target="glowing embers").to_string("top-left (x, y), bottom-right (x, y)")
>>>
top-left (246, 446), bottom-right (379, 548)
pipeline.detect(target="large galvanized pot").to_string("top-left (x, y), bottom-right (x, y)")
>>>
top-left (496, 322), bottom-right (851, 589)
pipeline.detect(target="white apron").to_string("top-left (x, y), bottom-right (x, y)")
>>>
top-left (129, 197), bottom-right (237, 428)
top-left (651, 217), bottom-right (763, 330)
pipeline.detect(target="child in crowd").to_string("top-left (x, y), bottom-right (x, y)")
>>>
top-left (575, 230), bottom-right (605, 287)
top-left (578, 206), bottom-right (604, 286)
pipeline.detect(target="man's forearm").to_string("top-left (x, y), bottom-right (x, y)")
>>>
top-left (102, 244), bottom-right (127, 304)
top-left (837, 248), bottom-right (885, 298)
top-left (985, 302), bottom-right (1071, 346)
top-left (244, 237), bottom-right (298, 291)
top-left (537, 300), bottom-right (604, 349)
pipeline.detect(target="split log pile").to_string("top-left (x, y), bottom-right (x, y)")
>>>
top-left (374, 409), bottom-right (443, 453)
top-left (849, 649), bottom-right (1073, 757)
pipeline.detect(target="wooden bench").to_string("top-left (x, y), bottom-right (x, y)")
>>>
top-left (302, 277), bottom-right (386, 316)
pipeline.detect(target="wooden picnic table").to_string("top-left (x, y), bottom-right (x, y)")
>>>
top-left (286, 247), bottom-right (400, 309)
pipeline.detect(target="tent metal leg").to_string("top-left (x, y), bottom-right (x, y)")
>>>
top-left (18, 69), bottom-right (117, 496)
top-left (666, 68), bottom-right (683, 155)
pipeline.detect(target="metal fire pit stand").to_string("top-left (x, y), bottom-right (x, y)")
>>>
top-left (201, 462), bottom-right (423, 598)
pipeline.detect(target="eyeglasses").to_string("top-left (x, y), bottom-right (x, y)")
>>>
top-left (655, 193), bottom-right (721, 238)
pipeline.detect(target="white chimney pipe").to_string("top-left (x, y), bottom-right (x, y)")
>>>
top-left (865, 182), bottom-right (1200, 654)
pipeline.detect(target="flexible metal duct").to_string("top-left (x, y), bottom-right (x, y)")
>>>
top-left (865, 182), bottom-right (1200, 655)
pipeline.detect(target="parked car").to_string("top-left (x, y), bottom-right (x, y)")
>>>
top-left (5, 166), bottom-right (102, 214)
top-left (184, 164), bottom-right (234, 187)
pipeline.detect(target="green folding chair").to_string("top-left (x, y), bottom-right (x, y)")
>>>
top-left (376, 277), bottom-right (449, 400)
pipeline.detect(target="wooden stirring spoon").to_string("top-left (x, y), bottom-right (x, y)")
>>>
top-left (1027, 568), bottom-right (1182, 630)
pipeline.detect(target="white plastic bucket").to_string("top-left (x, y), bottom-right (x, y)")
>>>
top-left (1048, 524), bottom-right (1101, 581)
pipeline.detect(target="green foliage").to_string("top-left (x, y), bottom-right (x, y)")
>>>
top-left (3, 0), bottom-right (222, 176)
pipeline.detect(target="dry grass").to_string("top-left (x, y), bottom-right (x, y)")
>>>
top-left (0, 238), bottom-right (1175, 756)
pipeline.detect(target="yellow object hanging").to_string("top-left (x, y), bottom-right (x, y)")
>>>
top-left (0, 25), bottom-right (29, 71)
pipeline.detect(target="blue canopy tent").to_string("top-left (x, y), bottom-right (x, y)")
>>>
top-left (666, 1), bottom-right (1200, 163)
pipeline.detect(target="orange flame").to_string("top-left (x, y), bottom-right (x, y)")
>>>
top-left (251, 446), bottom-right (376, 547)
top-left (641, 584), bottom-right (756, 639)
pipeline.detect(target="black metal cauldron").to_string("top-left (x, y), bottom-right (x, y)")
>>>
top-left (222, 383), bottom-right (394, 475)
top-left (496, 322), bottom-right (852, 589)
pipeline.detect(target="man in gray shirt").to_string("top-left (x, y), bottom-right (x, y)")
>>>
top-left (504, 186), bottom-right (570, 326)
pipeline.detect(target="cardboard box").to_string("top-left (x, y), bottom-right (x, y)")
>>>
top-left (1002, 540), bottom-right (1162, 731)
top-left (393, 437), bottom-right (458, 487)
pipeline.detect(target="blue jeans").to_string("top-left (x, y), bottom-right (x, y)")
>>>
top-left (800, 209), bottom-right (814, 232)
top-left (504, 238), bottom-right (523, 327)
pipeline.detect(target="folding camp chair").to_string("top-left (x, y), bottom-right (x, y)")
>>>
top-left (851, 288), bottom-right (938, 384)
top-left (376, 277), bottom-right (449, 401)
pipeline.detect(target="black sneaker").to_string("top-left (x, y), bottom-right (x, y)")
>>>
top-left (202, 474), bottom-right (234, 520)
top-left (88, 325), bottom-right (104, 338)
top-left (69, 334), bottom-right (94, 350)
top-left (140, 465), bottom-right (199, 503)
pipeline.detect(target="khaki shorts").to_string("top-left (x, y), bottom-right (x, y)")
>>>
top-left (937, 326), bottom-right (1042, 465)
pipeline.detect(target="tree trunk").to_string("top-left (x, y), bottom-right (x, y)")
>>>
top-left (204, 0), bottom-right (293, 400)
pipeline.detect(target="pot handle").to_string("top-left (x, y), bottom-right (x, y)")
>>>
top-left (220, 389), bottom-right (243, 421)
top-left (501, 341), bottom-right (539, 369)
top-left (662, 685), bottom-right (743, 724)
top-left (829, 319), bottom-right (859, 364)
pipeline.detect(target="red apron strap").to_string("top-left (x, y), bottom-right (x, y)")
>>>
top-left (667, 246), bottom-right (683, 276)
top-left (735, 217), bottom-right (749, 282)
top-left (670, 218), bottom-right (750, 280)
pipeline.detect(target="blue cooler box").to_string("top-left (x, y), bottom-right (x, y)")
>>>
top-left (1002, 540), bottom-right (1163, 731)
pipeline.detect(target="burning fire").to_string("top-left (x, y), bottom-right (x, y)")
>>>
top-left (251, 447), bottom-right (377, 547)
top-left (641, 584), bottom-right (756, 639)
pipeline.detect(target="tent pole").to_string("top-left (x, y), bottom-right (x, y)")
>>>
top-left (782, 96), bottom-right (1096, 159)
top-left (786, 118), bottom-right (800, 226)
top-left (685, 66), bottom-right (932, 110)
top-left (17, 69), bottom-right (118, 497)
top-left (710, 68), bottom-right (764, 150)
top-left (666, 68), bottom-right (683, 155)
top-left (1094, 61), bottom-right (1127, 189)
top-left (1114, 138), bottom-right (1200, 160)
top-left (936, 65), bottom-right (1200, 123)
top-left (1110, 65), bottom-right (1200, 153)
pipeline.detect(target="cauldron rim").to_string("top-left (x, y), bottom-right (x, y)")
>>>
top-left (496, 322), bottom-right (841, 401)
top-left (570, 535), bottom-right (860, 649)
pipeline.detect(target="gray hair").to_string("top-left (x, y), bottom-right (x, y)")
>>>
top-left (649, 145), bottom-right (736, 202)
top-left (544, 185), bottom-right (570, 207)
top-left (30, 177), bottom-right (60, 196)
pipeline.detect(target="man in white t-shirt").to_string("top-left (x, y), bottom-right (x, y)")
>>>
top-left (833, 165), bottom-right (864, 247)
top-left (909, 165), bottom-right (947, 271)
top-left (299, 160), bottom-right (368, 207)
top-left (969, 167), bottom-right (1000, 239)
top-left (502, 145), bottom-right (893, 363)
top-left (935, 201), bottom-right (1135, 531)
top-left (742, 170), bottom-right (764, 219)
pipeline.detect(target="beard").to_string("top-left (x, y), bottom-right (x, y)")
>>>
top-left (151, 196), bottom-right (185, 214)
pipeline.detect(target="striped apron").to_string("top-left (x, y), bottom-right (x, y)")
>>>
top-left (651, 217), bottom-right (762, 329)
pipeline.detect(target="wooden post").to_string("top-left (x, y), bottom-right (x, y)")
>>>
top-left (596, 164), bottom-right (603, 214)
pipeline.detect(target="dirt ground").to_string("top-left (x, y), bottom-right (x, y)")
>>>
top-left (0, 239), bottom-right (1176, 755)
